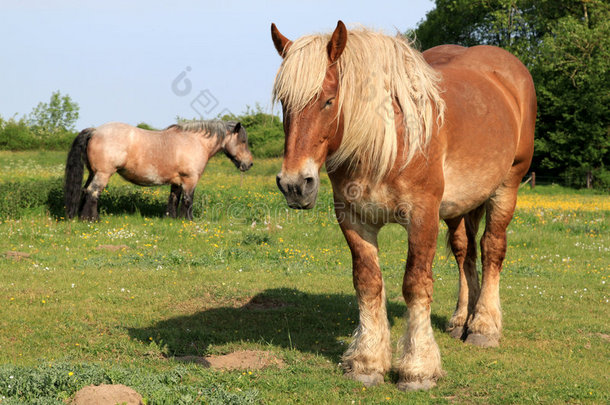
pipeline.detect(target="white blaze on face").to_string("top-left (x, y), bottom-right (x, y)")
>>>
top-left (281, 157), bottom-right (318, 184)
top-left (301, 158), bottom-right (318, 180)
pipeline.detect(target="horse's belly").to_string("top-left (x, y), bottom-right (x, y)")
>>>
top-left (439, 186), bottom-right (491, 219)
top-left (118, 167), bottom-right (166, 186)
top-left (439, 162), bottom-right (512, 219)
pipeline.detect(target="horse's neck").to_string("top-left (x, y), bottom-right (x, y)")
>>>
top-left (195, 133), bottom-right (225, 158)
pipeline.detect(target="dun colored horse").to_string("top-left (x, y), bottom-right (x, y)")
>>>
top-left (271, 21), bottom-right (535, 390)
top-left (64, 120), bottom-right (253, 221)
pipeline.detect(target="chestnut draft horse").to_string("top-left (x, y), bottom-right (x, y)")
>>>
top-left (271, 21), bottom-right (535, 390)
top-left (64, 120), bottom-right (253, 221)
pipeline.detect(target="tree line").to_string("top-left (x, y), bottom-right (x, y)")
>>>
top-left (0, 94), bottom-right (284, 158)
top-left (411, 0), bottom-right (609, 189)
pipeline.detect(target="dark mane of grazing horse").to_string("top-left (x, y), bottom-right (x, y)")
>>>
top-left (168, 120), bottom-right (248, 142)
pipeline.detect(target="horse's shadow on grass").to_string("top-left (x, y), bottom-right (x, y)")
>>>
top-left (128, 287), bottom-right (448, 362)
top-left (47, 185), bottom-right (217, 219)
top-left (47, 185), bottom-right (170, 219)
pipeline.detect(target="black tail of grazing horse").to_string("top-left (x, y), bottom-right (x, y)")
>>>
top-left (64, 128), bottom-right (94, 218)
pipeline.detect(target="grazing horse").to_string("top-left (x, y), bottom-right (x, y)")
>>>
top-left (271, 21), bottom-right (535, 390)
top-left (64, 120), bottom-right (253, 221)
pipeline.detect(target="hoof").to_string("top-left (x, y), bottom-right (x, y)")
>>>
top-left (346, 372), bottom-right (384, 387)
top-left (397, 379), bottom-right (436, 391)
top-left (446, 326), bottom-right (465, 340)
top-left (465, 333), bottom-right (499, 348)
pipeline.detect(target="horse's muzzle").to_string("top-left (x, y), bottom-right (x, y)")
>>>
top-left (276, 171), bottom-right (319, 209)
top-left (240, 161), bottom-right (253, 171)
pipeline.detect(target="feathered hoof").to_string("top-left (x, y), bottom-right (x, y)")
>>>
top-left (397, 378), bottom-right (436, 391)
top-left (345, 371), bottom-right (384, 387)
top-left (465, 333), bottom-right (499, 348)
top-left (446, 325), bottom-right (465, 340)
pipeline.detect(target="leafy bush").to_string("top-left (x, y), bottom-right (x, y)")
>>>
top-left (0, 178), bottom-right (63, 218)
top-left (28, 91), bottom-right (79, 135)
top-left (0, 118), bottom-right (37, 150)
top-left (137, 122), bottom-right (156, 130)
top-left (0, 117), bottom-right (75, 151)
top-left (0, 90), bottom-right (79, 151)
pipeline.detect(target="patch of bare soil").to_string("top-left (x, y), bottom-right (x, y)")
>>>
top-left (4, 251), bottom-right (30, 260)
top-left (595, 332), bottom-right (610, 342)
top-left (96, 244), bottom-right (129, 252)
top-left (176, 350), bottom-right (285, 370)
top-left (71, 384), bottom-right (143, 405)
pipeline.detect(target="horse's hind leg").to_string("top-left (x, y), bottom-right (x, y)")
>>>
top-left (166, 184), bottom-right (182, 218)
top-left (78, 170), bottom-right (94, 215)
top-left (465, 186), bottom-right (518, 347)
top-left (445, 207), bottom-right (484, 339)
top-left (338, 208), bottom-right (391, 387)
top-left (81, 171), bottom-right (112, 221)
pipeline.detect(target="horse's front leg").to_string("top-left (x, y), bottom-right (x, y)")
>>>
top-left (166, 184), bottom-right (182, 218)
top-left (178, 178), bottom-right (197, 221)
top-left (338, 208), bottom-right (391, 387)
top-left (397, 205), bottom-right (444, 391)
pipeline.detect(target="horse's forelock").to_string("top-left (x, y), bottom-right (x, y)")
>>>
top-left (272, 27), bottom-right (445, 183)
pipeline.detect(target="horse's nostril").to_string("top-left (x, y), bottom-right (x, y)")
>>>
top-left (303, 177), bottom-right (316, 192)
top-left (276, 175), bottom-right (286, 194)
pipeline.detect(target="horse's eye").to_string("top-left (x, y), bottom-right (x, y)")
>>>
top-left (324, 98), bottom-right (334, 108)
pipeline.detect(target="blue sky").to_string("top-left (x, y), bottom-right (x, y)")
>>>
top-left (0, 0), bottom-right (435, 129)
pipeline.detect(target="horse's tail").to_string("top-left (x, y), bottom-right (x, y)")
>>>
top-left (445, 204), bottom-right (486, 253)
top-left (464, 204), bottom-right (485, 241)
top-left (64, 128), bottom-right (94, 218)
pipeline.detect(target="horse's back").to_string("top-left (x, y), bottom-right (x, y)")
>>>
top-left (425, 45), bottom-right (535, 143)
top-left (424, 45), bottom-right (536, 218)
top-left (87, 122), bottom-right (188, 185)
top-left (425, 45), bottom-right (535, 125)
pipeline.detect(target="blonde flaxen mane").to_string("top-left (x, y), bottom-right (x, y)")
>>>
top-left (272, 28), bottom-right (445, 182)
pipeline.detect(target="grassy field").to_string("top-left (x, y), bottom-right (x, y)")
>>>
top-left (0, 151), bottom-right (608, 404)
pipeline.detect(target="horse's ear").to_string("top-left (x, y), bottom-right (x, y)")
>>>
top-left (327, 20), bottom-right (347, 63)
top-left (271, 23), bottom-right (292, 58)
top-left (233, 122), bottom-right (241, 133)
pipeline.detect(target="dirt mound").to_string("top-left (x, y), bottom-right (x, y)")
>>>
top-left (71, 384), bottom-right (143, 405)
top-left (176, 349), bottom-right (285, 370)
top-left (96, 244), bottom-right (129, 251)
top-left (4, 251), bottom-right (30, 260)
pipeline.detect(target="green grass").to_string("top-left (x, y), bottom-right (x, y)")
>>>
top-left (0, 151), bottom-right (608, 403)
